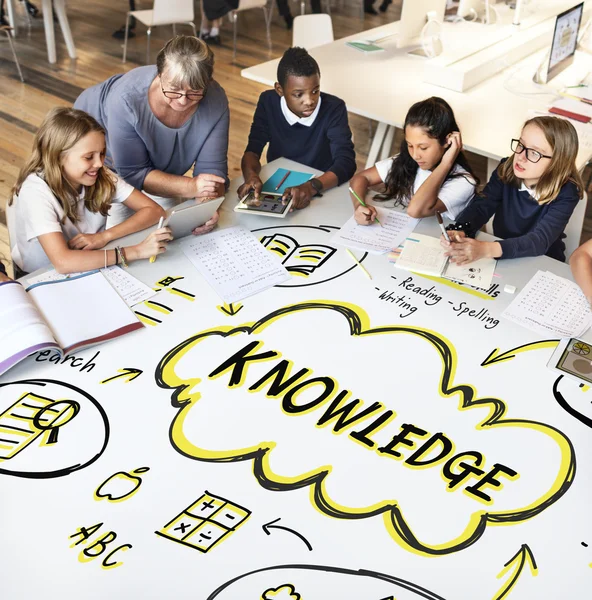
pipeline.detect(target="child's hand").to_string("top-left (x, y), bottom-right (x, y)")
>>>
top-left (237, 176), bottom-right (263, 201)
top-left (443, 236), bottom-right (486, 265)
top-left (192, 210), bottom-right (219, 235)
top-left (440, 229), bottom-right (465, 249)
top-left (354, 204), bottom-right (377, 226)
top-left (442, 131), bottom-right (462, 168)
top-left (68, 231), bottom-right (109, 250)
top-left (134, 227), bottom-right (173, 260)
top-left (283, 182), bottom-right (314, 210)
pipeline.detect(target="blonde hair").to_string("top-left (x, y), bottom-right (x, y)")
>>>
top-left (156, 35), bottom-right (214, 91)
top-left (499, 116), bottom-right (584, 205)
top-left (11, 107), bottom-right (115, 223)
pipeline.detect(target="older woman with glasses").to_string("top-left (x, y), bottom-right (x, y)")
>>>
top-left (74, 35), bottom-right (228, 233)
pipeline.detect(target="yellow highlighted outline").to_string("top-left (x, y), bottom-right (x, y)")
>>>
top-left (155, 301), bottom-right (575, 556)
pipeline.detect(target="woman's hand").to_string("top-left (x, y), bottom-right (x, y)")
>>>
top-left (132, 226), bottom-right (173, 260)
top-left (192, 209), bottom-right (219, 235)
top-left (237, 176), bottom-right (263, 202)
top-left (191, 173), bottom-right (226, 199)
top-left (354, 203), bottom-right (377, 225)
top-left (68, 231), bottom-right (110, 250)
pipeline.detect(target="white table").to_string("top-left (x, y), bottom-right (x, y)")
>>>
top-left (242, 5), bottom-right (592, 175)
top-left (6, 0), bottom-right (76, 63)
top-left (2, 159), bottom-right (591, 599)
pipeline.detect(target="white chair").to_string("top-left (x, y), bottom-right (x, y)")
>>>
top-left (292, 14), bottom-right (333, 48)
top-left (123, 0), bottom-right (197, 64)
top-left (564, 192), bottom-right (588, 261)
top-left (230, 0), bottom-right (272, 62)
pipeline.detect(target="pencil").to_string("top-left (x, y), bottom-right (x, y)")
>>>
top-left (436, 212), bottom-right (450, 242)
top-left (349, 186), bottom-right (382, 226)
top-left (346, 248), bottom-right (372, 280)
top-left (275, 170), bottom-right (291, 191)
top-left (150, 216), bottom-right (164, 263)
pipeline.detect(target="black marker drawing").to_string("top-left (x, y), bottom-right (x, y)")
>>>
top-left (0, 379), bottom-right (109, 479)
top-left (262, 518), bottom-right (313, 552)
top-left (552, 375), bottom-right (592, 429)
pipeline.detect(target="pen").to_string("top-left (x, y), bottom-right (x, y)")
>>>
top-left (436, 212), bottom-right (450, 242)
top-left (349, 186), bottom-right (382, 227)
top-left (275, 170), bottom-right (291, 191)
top-left (346, 248), bottom-right (372, 280)
top-left (150, 216), bottom-right (164, 263)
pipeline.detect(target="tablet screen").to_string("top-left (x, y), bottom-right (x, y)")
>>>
top-left (239, 193), bottom-right (292, 216)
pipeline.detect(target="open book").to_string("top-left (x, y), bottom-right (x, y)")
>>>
top-left (260, 233), bottom-right (336, 277)
top-left (0, 271), bottom-right (143, 376)
top-left (395, 233), bottom-right (497, 290)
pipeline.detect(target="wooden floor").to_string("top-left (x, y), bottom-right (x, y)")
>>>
top-left (0, 0), bottom-right (591, 277)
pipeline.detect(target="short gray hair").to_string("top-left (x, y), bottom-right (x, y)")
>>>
top-left (156, 35), bottom-right (214, 90)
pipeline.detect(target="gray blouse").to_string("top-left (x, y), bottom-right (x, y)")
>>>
top-left (74, 65), bottom-right (229, 190)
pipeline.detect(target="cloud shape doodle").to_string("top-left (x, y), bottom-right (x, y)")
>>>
top-left (155, 301), bottom-right (575, 556)
top-left (261, 584), bottom-right (301, 600)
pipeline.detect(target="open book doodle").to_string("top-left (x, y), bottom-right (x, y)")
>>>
top-left (260, 233), bottom-right (336, 277)
top-left (0, 271), bottom-right (143, 377)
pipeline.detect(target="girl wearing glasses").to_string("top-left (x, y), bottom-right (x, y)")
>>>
top-left (444, 116), bottom-right (584, 264)
top-left (74, 35), bottom-right (227, 232)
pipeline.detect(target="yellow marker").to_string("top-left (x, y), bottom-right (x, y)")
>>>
top-left (150, 217), bottom-right (165, 263)
top-left (346, 248), bottom-right (372, 280)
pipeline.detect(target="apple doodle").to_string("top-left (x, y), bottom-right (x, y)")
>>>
top-left (94, 467), bottom-right (150, 502)
top-left (155, 301), bottom-right (575, 556)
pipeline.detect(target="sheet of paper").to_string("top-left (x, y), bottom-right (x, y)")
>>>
top-left (182, 226), bottom-right (291, 303)
top-left (502, 270), bottom-right (592, 337)
top-left (332, 208), bottom-right (419, 255)
top-left (261, 168), bottom-right (314, 195)
top-left (0, 281), bottom-right (59, 376)
top-left (26, 272), bottom-right (143, 353)
top-left (27, 267), bottom-right (155, 307)
top-left (443, 257), bottom-right (497, 290)
top-left (394, 233), bottom-right (448, 277)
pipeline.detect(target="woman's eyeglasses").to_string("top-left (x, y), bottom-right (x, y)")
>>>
top-left (511, 139), bottom-right (552, 164)
top-left (160, 81), bottom-right (205, 102)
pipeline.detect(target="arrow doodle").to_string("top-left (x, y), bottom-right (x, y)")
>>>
top-left (481, 340), bottom-right (559, 367)
top-left (262, 518), bottom-right (313, 552)
top-left (100, 368), bottom-right (143, 384)
top-left (492, 544), bottom-right (537, 600)
top-left (217, 302), bottom-right (244, 317)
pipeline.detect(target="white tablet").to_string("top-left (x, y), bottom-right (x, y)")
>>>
top-left (165, 197), bottom-right (225, 239)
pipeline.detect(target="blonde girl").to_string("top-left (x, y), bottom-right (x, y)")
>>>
top-left (8, 107), bottom-right (170, 276)
top-left (444, 116), bottom-right (584, 264)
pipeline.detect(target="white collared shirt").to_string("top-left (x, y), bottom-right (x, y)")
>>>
top-left (280, 95), bottom-right (322, 127)
top-left (520, 182), bottom-right (540, 201)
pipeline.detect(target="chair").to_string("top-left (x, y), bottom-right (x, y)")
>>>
top-left (292, 14), bottom-right (333, 48)
top-left (564, 191), bottom-right (588, 261)
top-left (123, 0), bottom-right (197, 64)
top-left (0, 26), bottom-right (24, 82)
top-left (230, 0), bottom-right (272, 62)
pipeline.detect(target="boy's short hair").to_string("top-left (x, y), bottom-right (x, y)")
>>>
top-left (277, 47), bottom-right (320, 87)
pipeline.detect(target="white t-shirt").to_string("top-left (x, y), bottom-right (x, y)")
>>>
top-left (7, 172), bottom-right (134, 274)
top-left (374, 156), bottom-right (475, 220)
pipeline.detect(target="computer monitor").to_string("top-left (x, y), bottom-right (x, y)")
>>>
top-left (397, 0), bottom-right (447, 49)
top-left (546, 2), bottom-right (584, 82)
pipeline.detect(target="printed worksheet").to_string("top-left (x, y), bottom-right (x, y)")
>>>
top-left (183, 226), bottom-right (291, 303)
top-left (332, 207), bottom-right (419, 254)
top-left (502, 270), bottom-right (592, 337)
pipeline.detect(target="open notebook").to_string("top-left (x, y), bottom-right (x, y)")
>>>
top-left (395, 233), bottom-right (497, 290)
top-left (0, 271), bottom-right (143, 376)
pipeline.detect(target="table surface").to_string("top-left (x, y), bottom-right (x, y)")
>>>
top-left (2, 158), bottom-right (591, 600)
top-left (242, 1), bottom-right (592, 168)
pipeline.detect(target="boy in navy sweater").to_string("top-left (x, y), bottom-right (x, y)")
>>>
top-left (238, 47), bottom-right (356, 210)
